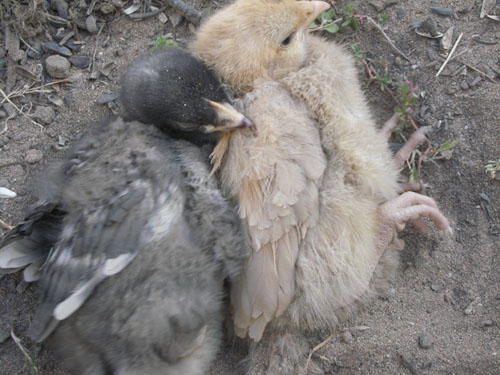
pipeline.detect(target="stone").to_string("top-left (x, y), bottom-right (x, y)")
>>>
top-left (69, 55), bottom-right (91, 69)
top-left (32, 106), bottom-right (56, 125)
top-left (480, 320), bottom-right (493, 328)
top-left (86, 15), bottom-right (99, 34)
top-left (430, 283), bottom-right (443, 292)
top-left (25, 149), bottom-right (44, 164)
top-left (0, 110), bottom-right (6, 119)
top-left (369, 0), bottom-right (398, 12)
top-left (459, 81), bottom-right (469, 90)
top-left (418, 333), bottom-right (433, 349)
top-left (3, 103), bottom-right (16, 118)
top-left (469, 76), bottom-right (481, 88)
top-left (45, 55), bottom-right (71, 79)
top-left (341, 331), bottom-right (354, 344)
top-left (0, 178), bottom-right (8, 187)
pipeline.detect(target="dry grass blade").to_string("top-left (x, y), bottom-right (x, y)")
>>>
top-left (10, 330), bottom-right (38, 375)
top-left (0, 88), bottom-right (44, 128)
top-left (436, 33), bottom-right (463, 77)
top-left (364, 16), bottom-right (412, 62)
top-left (305, 333), bottom-right (335, 371)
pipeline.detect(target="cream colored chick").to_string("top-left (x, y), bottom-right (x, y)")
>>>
top-left (193, 0), bottom-right (451, 373)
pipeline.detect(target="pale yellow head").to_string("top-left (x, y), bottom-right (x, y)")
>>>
top-left (191, 0), bottom-right (330, 94)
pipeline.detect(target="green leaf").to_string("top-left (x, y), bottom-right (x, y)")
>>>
top-left (325, 24), bottom-right (339, 33)
top-left (342, 19), bottom-right (351, 27)
top-left (322, 8), bottom-right (335, 21)
top-left (310, 21), bottom-right (318, 28)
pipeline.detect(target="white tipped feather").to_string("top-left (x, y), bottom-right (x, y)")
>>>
top-left (53, 273), bottom-right (105, 321)
top-left (103, 253), bottom-right (136, 276)
top-left (0, 241), bottom-right (44, 268)
top-left (23, 259), bottom-right (44, 282)
top-left (0, 187), bottom-right (17, 198)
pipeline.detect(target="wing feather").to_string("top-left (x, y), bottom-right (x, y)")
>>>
top-left (221, 82), bottom-right (326, 341)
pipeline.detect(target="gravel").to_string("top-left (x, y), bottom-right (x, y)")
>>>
top-left (25, 149), bottom-right (44, 164)
top-left (32, 105), bottom-right (56, 125)
top-left (418, 333), bottom-right (433, 349)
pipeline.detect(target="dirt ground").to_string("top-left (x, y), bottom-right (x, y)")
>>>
top-left (0, 0), bottom-right (498, 374)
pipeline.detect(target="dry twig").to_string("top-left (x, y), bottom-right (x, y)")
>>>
top-left (305, 333), bottom-right (335, 371)
top-left (436, 32), bottom-right (463, 77)
top-left (0, 88), bottom-right (44, 128)
top-left (363, 16), bottom-right (412, 62)
top-left (163, 0), bottom-right (202, 26)
top-left (0, 218), bottom-right (13, 230)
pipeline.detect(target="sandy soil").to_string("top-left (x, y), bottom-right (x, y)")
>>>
top-left (0, 0), bottom-right (498, 374)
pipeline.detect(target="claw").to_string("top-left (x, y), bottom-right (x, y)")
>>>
top-left (381, 113), bottom-right (400, 141)
top-left (376, 191), bottom-right (452, 257)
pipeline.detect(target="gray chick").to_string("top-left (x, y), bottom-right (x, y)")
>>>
top-left (0, 48), bottom-right (253, 375)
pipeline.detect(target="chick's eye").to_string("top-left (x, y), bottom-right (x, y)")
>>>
top-left (281, 33), bottom-right (294, 47)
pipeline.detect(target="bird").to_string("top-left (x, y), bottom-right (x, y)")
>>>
top-left (190, 0), bottom-right (452, 373)
top-left (0, 48), bottom-right (253, 375)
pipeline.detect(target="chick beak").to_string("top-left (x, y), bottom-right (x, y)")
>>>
top-left (297, 1), bottom-right (331, 32)
top-left (206, 99), bottom-right (257, 135)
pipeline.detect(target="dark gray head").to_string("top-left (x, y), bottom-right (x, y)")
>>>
top-left (120, 48), bottom-right (254, 137)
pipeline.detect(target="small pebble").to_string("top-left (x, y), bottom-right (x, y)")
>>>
top-left (86, 15), bottom-right (99, 34)
top-left (447, 87), bottom-right (457, 95)
top-left (97, 92), bottom-right (120, 104)
top-left (342, 331), bottom-right (354, 344)
top-left (3, 103), bottom-right (16, 118)
top-left (25, 149), bottom-right (44, 164)
top-left (0, 178), bottom-right (8, 187)
top-left (369, 0), bottom-right (398, 12)
top-left (63, 95), bottom-right (73, 107)
top-left (65, 39), bottom-right (82, 52)
top-left (0, 187), bottom-right (17, 198)
top-left (464, 297), bottom-right (481, 315)
top-left (69, 55), bottom-right (91, 69)
top-left (394, 56), bottom-right (403, 67)
top-left (431, 6), bottom-right (454, 17)
top-left (0, 110), bottom-right (6, 119)
top-left (460, 82), bottom-right (469, 90)
top-left (430, 283), bottom-right (443, 292)
top-left (380, 287), bottom-right (396, 300)
top-left (480, 320), bottom-right (493, 328)
top-left (45, 55), bottom-right (71, 79)
top-left (27, 47), bottom-right (42, 59)
top-left (418, 333), bottom-right (433, 349)
top-left (469, 76), bottom-right (481, 87)
top-left (32, 106), bottom-right (56, 125)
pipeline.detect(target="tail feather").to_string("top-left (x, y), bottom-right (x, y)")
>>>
top-left (0, 239), bottom-right (50, 269)
top-left (0, 201), bottom-right (64, 277)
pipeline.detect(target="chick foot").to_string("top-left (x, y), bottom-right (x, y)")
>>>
top-left (380, 113), bottom-right (431, 169)
top-left (376, 191), bottom-right (451, 258)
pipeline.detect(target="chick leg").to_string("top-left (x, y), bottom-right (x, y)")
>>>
top-left (394, 127), bottom-right (430, 168)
